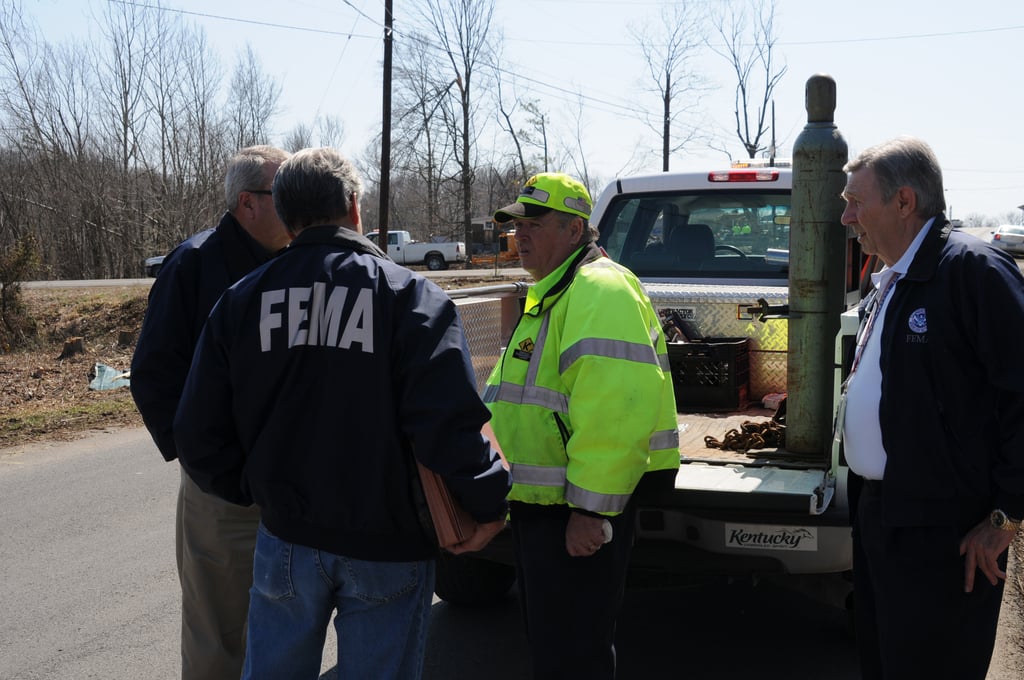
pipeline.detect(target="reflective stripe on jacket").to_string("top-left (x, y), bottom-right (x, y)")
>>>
top-left (484, 242), bottom-right (680, 515)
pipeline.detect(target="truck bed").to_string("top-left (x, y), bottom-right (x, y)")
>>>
top-left (678, 406), bottom-right (824, 468)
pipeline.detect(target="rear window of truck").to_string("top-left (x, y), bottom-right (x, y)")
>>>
top-left (597, 190), bottom-right (792, 280)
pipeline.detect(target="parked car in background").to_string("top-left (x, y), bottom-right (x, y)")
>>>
top-left (990, 225), bottom-right (1024, 256)
top-left (364, 230), bottom-right (465, 270)
top-left (145, 255), bottom-right (165, 277)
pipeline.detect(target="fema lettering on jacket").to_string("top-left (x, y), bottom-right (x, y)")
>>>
top-left (259, 282), bottom-right (374, 352)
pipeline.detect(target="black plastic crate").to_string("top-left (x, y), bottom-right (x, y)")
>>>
top-left (667, 337), bottom-right (749, 411)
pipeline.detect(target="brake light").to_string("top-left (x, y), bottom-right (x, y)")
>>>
top-left (995, 234), bottom-right (1002, 241)
top-left (708, 169), bottom-right (780, 183)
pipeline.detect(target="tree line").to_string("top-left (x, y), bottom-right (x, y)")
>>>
top-left (0, 0), bottom-right (786, 282)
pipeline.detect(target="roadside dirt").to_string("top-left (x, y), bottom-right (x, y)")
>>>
top-left (0, 274), bottom-right (517, 449)
top-left (994, 541), bottom-right (1024, 678)
top-left (1, 279), bottom-right (1022, 677)
top-left (0, 285), bottom-right (148, 448)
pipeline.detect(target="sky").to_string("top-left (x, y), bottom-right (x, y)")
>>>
top-left (23, 0), bottom-right (1024, 222)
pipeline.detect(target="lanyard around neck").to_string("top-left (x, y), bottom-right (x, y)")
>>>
top-left (849, 273), bottom-right (899, 377)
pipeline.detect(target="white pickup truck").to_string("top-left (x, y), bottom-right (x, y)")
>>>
top-left (365, 230), bottom-right (465, 270)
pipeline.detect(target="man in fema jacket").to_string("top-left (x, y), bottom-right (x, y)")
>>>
top-left (174, 147), bottom-right (510, 679)
top-left (840, 136), bottom-right (1024, 680)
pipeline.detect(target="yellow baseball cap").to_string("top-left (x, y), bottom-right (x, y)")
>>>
top-left (493, 172), bottom-right (592, 223)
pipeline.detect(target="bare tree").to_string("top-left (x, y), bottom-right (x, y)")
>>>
top-left (415, 0), bottom-right (497, 254)
top-left (355, 136), bottom-right (383, 233)
top-left (392, 31), bottom-right (459, 239)
top-left (561, 93), bottom-right (595, 197)
top-left (495, 74), bottom-right (551, 181)
top-left (630, 1), bottom-right (709, 171)
top-left (176, 28), bottom-right (228, 216)
top-left (282, 122), bottom-right (312, 153)
top-left (520, 100), bottom-right (551, 174)
top-left (0, 6), bottom-right (95, 163)
top-left (95, 0), bottom-right (153, 174)
top-left (0, 1), bottom-right (45, 151)
top-left (45, 43), bottom-right (97, 161)
top-left (495, 75), bottom-right (529, 180)
top-left (313, 115), bottom-right (345, 148)
top-left (0, 1), bottom-right (112, 278)
top-left (997, 210), bottom-right (1024, 227)
top-left (0, 0), bottom-right (236, 279)
top-left (141, 11), bottom-right (228, 250)
top-left (227, 44), bottom-right (282, 149)
top-left (709, 0), bottom-right (787, 160)
top-left (283, 115), bottom-right (345, 152)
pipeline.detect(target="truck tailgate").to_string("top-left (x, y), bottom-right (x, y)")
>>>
top-left (673, 409), bottom-right (833, 515)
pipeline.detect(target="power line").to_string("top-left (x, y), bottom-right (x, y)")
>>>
top-left (504, 24), bottom-right (1024, 49)
top-left (397, 32), bottom-right (640, 118)
top-left (106, 0), bottom-right (379, 39)
top-left (781, 24), bottom-right (1024, 47)
top-left (339, 0), bottom-right (384, 30)
top-left (310, 2), bottom-right (374, 124)
top-left (102, 2), bottom-right (1024, 118)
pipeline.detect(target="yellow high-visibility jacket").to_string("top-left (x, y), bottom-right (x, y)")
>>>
top-left (484, 243), bottom-right (680, 516)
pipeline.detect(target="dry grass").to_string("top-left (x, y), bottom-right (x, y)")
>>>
top-left (0, 285), bottom-right (148, 448)
top-left (0, 275), bottom-right (513, 449)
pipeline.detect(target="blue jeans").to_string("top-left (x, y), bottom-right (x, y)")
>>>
top-left (242, 522), bottom-right (435, 680)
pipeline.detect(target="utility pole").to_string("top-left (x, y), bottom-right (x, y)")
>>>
top-left (378, 0), bottom-right (393, 253)
top-left (662, 71), bottom-right (670, 172)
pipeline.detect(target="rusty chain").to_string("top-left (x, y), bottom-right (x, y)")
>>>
top-left (704, 419), bottom-right (786, 453)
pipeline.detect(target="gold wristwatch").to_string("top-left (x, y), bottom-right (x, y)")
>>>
top-left (990, 509), bottom-right (1022, 533)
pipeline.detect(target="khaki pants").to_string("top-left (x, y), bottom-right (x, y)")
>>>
top-left (176, 467), bottom-right (260, 680)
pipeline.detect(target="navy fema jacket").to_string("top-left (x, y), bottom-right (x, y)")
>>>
top-left (173, 225), bottom-right (510, 561)
top-left (131, 212), bottom-right (277, 462)
top-left (873, 216), bottom-right (1024, 528)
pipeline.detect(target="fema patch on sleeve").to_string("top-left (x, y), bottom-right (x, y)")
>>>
top-left (908, 308), bottom-right (927, 334)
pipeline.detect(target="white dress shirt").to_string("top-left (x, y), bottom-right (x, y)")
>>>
top-left (843, 218), bottom-right (934, 480)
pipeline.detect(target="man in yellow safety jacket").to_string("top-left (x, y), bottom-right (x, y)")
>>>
top-left (485, 172), bottom-right (680, 680)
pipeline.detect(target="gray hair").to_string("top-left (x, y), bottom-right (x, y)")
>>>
top-left (224, 145), bottom-right (290, 211)
top-left (844, 136), bottom-right (946, 218)
top-left (550, 210), bottom-right (598, 247)
top-left (272, 148), bottom-right (363, 232)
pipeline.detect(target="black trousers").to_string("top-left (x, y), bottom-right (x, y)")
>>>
top-left (853, 482), bottom-right (1005, 680)
top-left (509, 502), bottom-right (637, 680)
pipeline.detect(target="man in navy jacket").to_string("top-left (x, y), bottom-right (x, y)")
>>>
top-left (840, 136), bottom-right (1024, 679)
top-left (131, 145), bottom-right (291, 680)
top-left (174, 147), bottom-right (510, 679)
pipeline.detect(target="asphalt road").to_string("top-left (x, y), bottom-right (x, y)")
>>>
top-left (3, 427), bottom-right (1023, 679)
top-left (0, 428), bottom-right (861, 680)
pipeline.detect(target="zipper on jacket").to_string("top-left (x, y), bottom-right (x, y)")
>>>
top-left (553, 412), bottom-right (571, 449)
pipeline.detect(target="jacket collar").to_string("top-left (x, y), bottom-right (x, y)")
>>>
top-left (525, 241), bottom-right (604, 315)
top-left (904, 213), bottom-right (950, 282)
top-left (288, 225), bottom-right (391, 261)
top-left (216, 211), bottom-right (278, 282)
